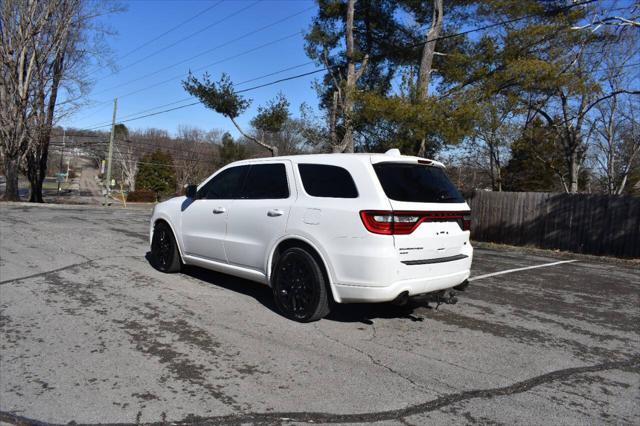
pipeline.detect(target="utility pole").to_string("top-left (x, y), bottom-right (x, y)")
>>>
top-left (104, 98), bottom-right (118, 207)
top-left (57, 128), bottom-right (66, 193)
top-left (65, 136), bottom-right (72, 183)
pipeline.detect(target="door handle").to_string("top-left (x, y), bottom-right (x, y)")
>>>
top-left (212, 207), bottom-right (226, 214)
top-left (267, 209), bottom-right (284, 217)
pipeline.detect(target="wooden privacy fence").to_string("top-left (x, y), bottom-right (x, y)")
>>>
top-left (468, 191), bottom-right (640, 258)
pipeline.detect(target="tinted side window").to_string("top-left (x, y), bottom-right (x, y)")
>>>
top-left (298, 164), bottom-right (358, 198)
top-left (198, 165), bottom-right (249, 200)
top-left (373, 163), bottom-right (464, 203)
top-left (238, 164), bottom-right (289, 199)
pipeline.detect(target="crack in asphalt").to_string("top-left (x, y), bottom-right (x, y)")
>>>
top-left (0, 356), bottom-right (637, 425)
top-left (0, 255), bottom-right (141, 285)
top-left (313, 324), bottom-right (443, 393)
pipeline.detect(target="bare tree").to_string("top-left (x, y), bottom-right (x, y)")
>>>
top-left (592, 90), bottom-right (640, 195)
top-left (173, 126), bottom-right (219, 190)
top-left (1, 0), bottom-right (120, 201)
top-left (1, 1), bottom-right (59, 200)
top-left (526, 32), bottom-right (640, 193)
top-left (572, 1), bottom-right (640, 31)
top-left (23, 0), bottom-right (79, 202)
top-left (110, 124), bottom-right (139, 191)
top-left (463, 100), bottom-right (515, 191)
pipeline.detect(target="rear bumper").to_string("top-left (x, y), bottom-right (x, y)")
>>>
top-left (333, 269), bottom-right (470, 303)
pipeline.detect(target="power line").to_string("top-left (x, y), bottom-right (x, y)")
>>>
top-left (72, 39), bottom-right (310, 125)
top-left (92, 5), bottom-right (315, 96)
top-left (117, 0), bottom-right (223, 62)
top-left (70, 7), bottom-right (313, 120)
top-left (69, 0), bottom-right (594, 123)
top-left (356, 0), bottom-right (599, 65)
top-left (84, 66), bottom-right (330, 130)
top-left (85, 57), bottom-right (637, 132)
top-left (86, 61), bottom-right (317, 128)
top-left (85, 0), bottom-right (223, 78)
top-left (50, 141), bottom-right (220, 166)
top-left (88, 31), bottom-right (301, 112)
top-left (91, 0), bottom-right (258, 80)
top-left (78, 0), bottom-right (604, 131)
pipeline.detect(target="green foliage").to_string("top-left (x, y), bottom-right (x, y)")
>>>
top-left (135, 150), bottom-right (176, 199)
top-left (250, 93), bottom-right (290, 133)
top-left (218, 132), bottom-right (247, 167)
top-left (182, 72), bottom-right (250, 119)
top-left (114, 124), bottom-right (129, 140)
top-left (304, 0), bottom-right (406, 121)
top-left (355, 91), bottom-right (478, 155)
top-left (502, 121), bottom-right (559, 192)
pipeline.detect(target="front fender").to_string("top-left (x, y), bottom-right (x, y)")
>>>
top-left (150, 198), bottom-right (186, 264)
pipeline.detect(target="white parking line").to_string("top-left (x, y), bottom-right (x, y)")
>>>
top-left (469, 260), bottom-right (578, 282)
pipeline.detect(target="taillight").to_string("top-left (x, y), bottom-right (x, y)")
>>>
top-left (360, 210), bottom-right (471, 235)
top-left (463, 213), bottom-right (471, 231)
top-left (359, 211), bottom-right (420, 235)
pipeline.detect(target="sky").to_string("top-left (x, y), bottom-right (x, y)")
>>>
top-left (61, 0), bottom-right (321, 137)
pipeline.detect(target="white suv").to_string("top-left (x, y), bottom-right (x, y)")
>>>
top-left (149, 149), bottom-right (472, 322)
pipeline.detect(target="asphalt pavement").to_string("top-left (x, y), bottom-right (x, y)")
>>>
top-left (0, 203), bottom-right (638, 425)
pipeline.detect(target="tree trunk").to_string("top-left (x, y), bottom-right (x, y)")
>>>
top-left (415, 0), bottom-right (443, 158)
top-left (615, 145), bottom-right (639, 195)
top-left (489, 144), bottom-right (496, 191)
top-left (329, 0), bottom-right (368, 154)
top-left (569, 150), bottom-right (580, 193)
top-left (417, 0), bottom-right (443, 98)
top-left (329, 90), bottom-right (338, 147)
top-left (340, 0), bottom-right (358, 154)
top-left (230, 117), bottom-right (278, 157)
top-left (3, 157), bottom-right (21, 201)
top-left (27, 171), bottom-right (44, 203)
top-left (25, 131), bottom-right (50, 203)
top-left (26, 48), bottom-right (65, 203)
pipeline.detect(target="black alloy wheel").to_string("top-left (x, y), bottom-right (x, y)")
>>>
top-left (151, 222), bottom-right (181, 273)
top-left (273, 247), bottom-right (330, 322)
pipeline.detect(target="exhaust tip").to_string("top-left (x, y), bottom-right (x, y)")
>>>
top-left (391, 291), bottom-right (410, 306)
top-left (454, 280), bottom-right (469, 292)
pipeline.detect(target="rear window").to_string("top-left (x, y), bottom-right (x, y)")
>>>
top-left (373, 163), bottom-right (464, 203)
top-left (298, 164), bottom-right (358, 198)
top-left (239, 163), bottom-right (289, 199)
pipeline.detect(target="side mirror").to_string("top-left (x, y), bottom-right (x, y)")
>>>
top-left (185, 184), bottom-right (197, 199)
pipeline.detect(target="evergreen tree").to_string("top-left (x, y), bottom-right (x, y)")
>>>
top-left (135, 150), bottom-right (176, 200)
top-left (218, 132), bottom-right (247, 167)
top-left (502, 121), bottom-right (559, 192)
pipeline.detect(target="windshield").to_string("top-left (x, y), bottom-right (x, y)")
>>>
top-left (373, 163), bottom-right (464, 203)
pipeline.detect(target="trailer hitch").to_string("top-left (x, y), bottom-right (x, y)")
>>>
top-left (434, 289), bottom-right (458, 310)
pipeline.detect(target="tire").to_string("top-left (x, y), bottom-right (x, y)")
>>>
top-left (272, 247), bottom-right (330, 322)
top-left (151, 221), bottom-right (182, 273)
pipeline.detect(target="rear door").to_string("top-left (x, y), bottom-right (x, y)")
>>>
top-left (372, 161), bottom-right (470, 262)
top-left (225, 162), bottom-right (294, 272)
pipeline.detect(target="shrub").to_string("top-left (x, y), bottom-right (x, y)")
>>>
top-left (126, 190), bottom-right (156, 202)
